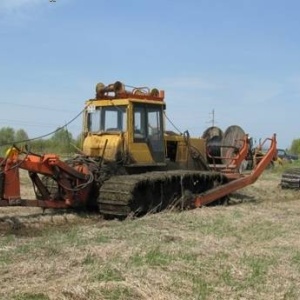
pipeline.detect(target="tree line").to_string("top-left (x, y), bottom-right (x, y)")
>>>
top-left (290, 139), bottom-right (300, 155)
top-left (0, 126), bottom-right (80, 155)
top-left (1, 126), bottom-right (300, 157)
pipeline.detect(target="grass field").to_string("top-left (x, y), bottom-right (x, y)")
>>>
top-left (1, 166), bottom-right (300, 299)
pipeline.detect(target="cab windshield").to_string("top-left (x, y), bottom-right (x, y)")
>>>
top-left (88, 106), bottom-right (127, 132)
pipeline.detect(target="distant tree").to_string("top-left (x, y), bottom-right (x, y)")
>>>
top-left (50, 128), bottom-right (74, 153)
top-left (290, 139), bottom-right (300, 155)
top-left (0, 126), bottom-right (79, 154)
top-left (51, 128), bottom-right (73, 143)
top-left (29, 139), bottom-right (51, 154)
top-left (75, 133), bottom-right (83, 149)
top-left (0, 127), bottom-right (15, 145)
top-left (15, 129), bottom-right (29, 142)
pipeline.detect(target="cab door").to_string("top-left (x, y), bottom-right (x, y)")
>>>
top-left (147, 106), bottom-right (165, 162)
top-left (132, 104), bottom-right (165, 163)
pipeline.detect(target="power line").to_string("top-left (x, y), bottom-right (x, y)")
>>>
top-left (0, 105), bottom-right (88, 147)
top-left (0, 101), bottom-right (78, 113)
top-left (0, 119), bottom-right (59, 128)
top-left (163, 111), bottom-right (182, 134)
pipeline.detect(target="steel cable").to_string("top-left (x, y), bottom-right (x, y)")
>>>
top-left (0, 104), bottom-right (89, 147)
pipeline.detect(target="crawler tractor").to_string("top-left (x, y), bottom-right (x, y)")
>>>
top-left (0, 81), bottom-right (277, 217)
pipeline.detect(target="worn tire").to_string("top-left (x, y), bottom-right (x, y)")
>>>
top-left (281, 168), bottom-right (300, 189)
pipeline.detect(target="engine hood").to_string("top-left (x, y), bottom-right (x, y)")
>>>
top-left (82, 133), bottom-right (124, 161)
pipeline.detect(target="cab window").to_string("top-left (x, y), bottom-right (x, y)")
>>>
top-left (133, 104), bottom-right (163, 142)
top-left (87, 106), bottom-right (127, 132)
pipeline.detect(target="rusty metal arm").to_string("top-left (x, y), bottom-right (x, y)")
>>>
top-left (16, 154), bottom-right (89, 180)
top-left (194, 134), bottom-right (277, 207)
top-left (0, 152), bottom-right (93, 208)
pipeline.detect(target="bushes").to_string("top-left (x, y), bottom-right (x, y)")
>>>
top-left (290, 139), bottom-right (300, 155)
top-left (0, 127), bottom-right (79, 156)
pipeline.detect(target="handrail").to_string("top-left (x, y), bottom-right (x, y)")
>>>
top-left (208, 135), bottom-right (249, 171)
top-left (194, 134), bottom-right (277, 207)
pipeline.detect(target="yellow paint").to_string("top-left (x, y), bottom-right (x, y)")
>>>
top-left (82, 95), bottom-right (207, 167)
top-left (5, 147), bottom-right (19, 159)
top-left (83, 134), bottom-right (123, 161)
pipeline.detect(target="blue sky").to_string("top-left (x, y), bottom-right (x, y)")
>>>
top-left (0, 0), bottom-right (299, 149)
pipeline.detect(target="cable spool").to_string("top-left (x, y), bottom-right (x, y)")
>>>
top-left (95, 82), bottom-right (105, 98)
top-left (150, 88), bottom-right (159, 97)
top-left (221, 125), bottom-right (245, 164)
top-left (95, 81), bottom-right (125, 99)
top-left (202, 126), bottom-right (223, 163)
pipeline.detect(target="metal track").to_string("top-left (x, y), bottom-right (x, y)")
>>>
top-left (281, 168), bottom-right (300, 189)
top-left (98, 170), bottom-right (227, 217)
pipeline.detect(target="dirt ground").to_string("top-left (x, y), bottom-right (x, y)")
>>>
top-left (1, 168), bottom-right (297, 227)
top-left (0, 168), bottom-right (298, 239)
top-left (1, 169), bottom-right (300, 300)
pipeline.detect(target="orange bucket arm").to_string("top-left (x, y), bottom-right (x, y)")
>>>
top-left (194, 134), bottom-right (277, 207)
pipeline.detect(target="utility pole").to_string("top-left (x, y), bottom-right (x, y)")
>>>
top-left (208, 109), bottom-right (215, 127)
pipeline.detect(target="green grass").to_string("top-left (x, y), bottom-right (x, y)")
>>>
top-left (100, 286), bottom-right (138, 300)
top-left (2, 172), bottom-right (300, 299)
top-left (240, 254), bottom-right (276, 287)
top-left (93, 266), bottom-right (124, 282)
top-left (13, 293), bottom-right (50, 300)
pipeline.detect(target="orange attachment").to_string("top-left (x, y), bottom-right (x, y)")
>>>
top-left (0, 151), bottom-right (93, 209)
top-left (194, 134), bottom-right (277, 207)
top-left (3, 158), bottom-right (21, 201)
top-left (208, 134), bottom-right (250, 173)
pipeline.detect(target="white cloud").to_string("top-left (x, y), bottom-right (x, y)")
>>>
top-left (0, 0), bottom-right (46, 26)
top-left (0, 0), bottom-right (41, 13)
top-left (160, 75), bottom-right (283, 109)
top-left (161, 76), bottom-right (223, 91)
